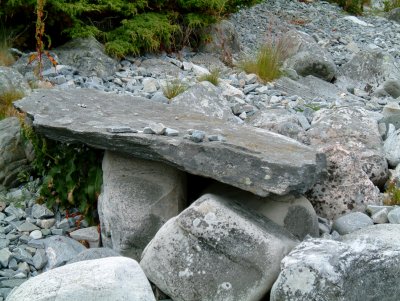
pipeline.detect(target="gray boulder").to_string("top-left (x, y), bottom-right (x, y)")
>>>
top-left (37, 235), bottom-right (86, 270)
top-left (140, 58), bottom-right (182, 77)
top-left (170, 81), bottom-right (234, 120)
top-left (98, 151), bottom-right (186, 260)
top-left (307, 106), bottom-right (388, 186)
top-left (201, 20), bottom-right (241, 61)
top-left (54, 37), bottom-right (117, 78)
top-left (380, 102), bottom-right (400, 131)
top-left (12, 52), bottom-right (59, 78)
top-left (332, 212), bottom-right (374, 235)
top-left (15, 88), bottom-right (325, 197)
top-left (338, 49), bottom-right (400, 93)
top-left (0, 67), bottom-right (31, 96)
top-left (140, 193), bottom-right (298, 301)
top-left (271, 224), bottom-right (400, 301)
top-left (6, 257), bottom-right (156, 301)
top-left (274, 75), bottom-right (364, 106)
top-left (282, 30), bottom-right (337, 82)
top-left (307, 144), bottom-right (381, 220)
top-left (387, 7), bottom-right (400, 23)
top-left (0, 118), bottom-right (32, 188)
top-left (383, 125), bottom-right (400, 167)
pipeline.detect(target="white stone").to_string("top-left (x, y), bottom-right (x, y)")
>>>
top-left (29, 230), bottom-right (43, 240)
top-left (343, 16), bottom-right (374, 27)
top-left (6, 257), bottom-right (156, 301)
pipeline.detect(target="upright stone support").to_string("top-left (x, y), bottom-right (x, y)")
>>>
top-left (98, 151), bottom-right (186, 260)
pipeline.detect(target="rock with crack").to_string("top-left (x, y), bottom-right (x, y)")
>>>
top-left (14, 88), bottom-right (325, 197)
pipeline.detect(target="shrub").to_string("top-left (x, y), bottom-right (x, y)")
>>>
top-left (198, 69), bottom-right (220, 86)
top-left (330, 0), bottom-right (371, 14)
top-left (21, 123), bottom-right (103, 224)
top-left (383, 0), bottom-right (400, 11)
top-left (384, 180), bottom-right (400, 205)
top-left (1, 0), bottom-right (261, 57)
top-left (162, 79), bottom-right (187, 100)
top-left (239, 39), bottom-right (286, 83)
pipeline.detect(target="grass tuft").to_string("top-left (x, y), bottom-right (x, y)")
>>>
top-left (239, 39), bottom-right (286, 83)
top-left (0, 90), bottom-right (25, 120)
top-left (0, 25), bottom-right (15, 66)
top-left (198, 69), bottom-right (220, 86)
top-left (162, 79), bottom-right (187, 101)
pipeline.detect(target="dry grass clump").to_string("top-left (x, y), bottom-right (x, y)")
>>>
top-left (162, 79), bottom-right (187, 101)
top-left (239, 39), bottom-right (287, 83)
top-left (198, 69), bottom-right (220, 86)
top-left (0, 90), bottom-right (25, 119)
top-left (0, 28), bottom-right (15, 66)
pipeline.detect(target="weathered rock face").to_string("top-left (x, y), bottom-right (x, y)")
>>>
top-left (170, 81), bottom-right (234, 120)
top-left (140, 193), bottom-right (298, 301)
top-left (0, 67), bottom-right (31, 96)
top-left (0, 118), bottom-right (32, 188)
top-left (338, 49), bottom-right (400, 92)
top-left (14, 88), bottom-right (325, 197)
top-left (388, 7), bottom-right (400, 23)
top-left (307, 106), bottom-right (388, 186)
top-left (271, 224), bottom-right (400, 301)
top-left (6, 257), bottom-right (156, 301)
top-left (307, 145), bottom-right (381, 220)
top-left (281, 30), bottom-right (337, 82)
top-left (54, 37), bottom-right (117, 78)
top-left (98, 151), bottom-right (186, 260)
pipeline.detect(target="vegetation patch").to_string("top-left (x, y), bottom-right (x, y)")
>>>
top-left (239, 39), bottom-right (286, 83)
top-left (198, 69), bottom-right (220, 86)
top-left (163, 79), bottom-right (188, 100)
top-left (384, 180), bottom-right (400, 206)
top-left (21, 124), bottom-right (103, 224)
top-left (1, 0), bottom-right (261, 57)
top-left (0, 90), bottom-right (25, 120)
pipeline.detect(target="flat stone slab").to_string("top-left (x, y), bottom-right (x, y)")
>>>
top-left (15, 89), bottom-right (325, 196)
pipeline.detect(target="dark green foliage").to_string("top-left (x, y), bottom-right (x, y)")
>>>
top-left (330, 0), bottom-right (370, 14)
top-left (1, 0), bottom-right (261, 57)
top-left (22, 124), bottom-right (103, 224)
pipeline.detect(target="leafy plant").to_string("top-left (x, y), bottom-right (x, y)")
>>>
top-left (21, 123), bottom-right (103, 224)
top-left (198, 69), bottom-right (220, 86)
top-left (239, 39), bottom-right (287, 83)
top-left (162, 79), bottom-right (188, 100)
top-left (383, 0), bottom-right (400, 11)
top-left (0, 90), bottom-right (25, 120)
top-left (384, 180), bottom-right (400, 205)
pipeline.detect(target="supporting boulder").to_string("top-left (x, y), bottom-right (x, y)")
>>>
top-left (140, 193), bottom-right (298, 301)
top-left (98, 151), bottom-right (186, 260)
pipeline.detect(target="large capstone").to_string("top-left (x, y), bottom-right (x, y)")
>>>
top-left (14, 88), bottom-right (325, 197)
